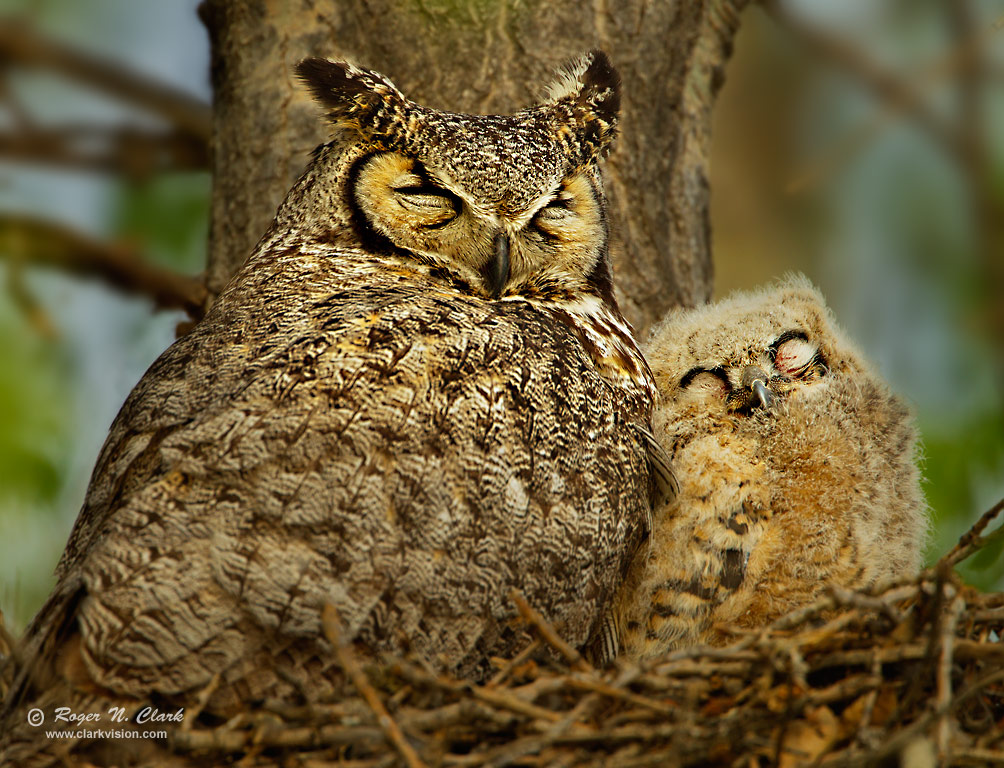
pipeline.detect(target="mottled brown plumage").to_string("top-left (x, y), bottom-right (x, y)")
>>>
top-left (2, 52), bottom-right (659, 764)
top-left (613, 277), bottom-right (928, 660)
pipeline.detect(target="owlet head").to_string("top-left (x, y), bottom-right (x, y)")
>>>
top-left (294, 51), bottom-right (622, 303)
top-left (646, 275), bottom-right (879, 420)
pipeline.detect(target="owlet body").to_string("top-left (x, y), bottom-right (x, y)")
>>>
top-left (614, 277), bottom-right (927, 659)
top-left (2, 51), bottom-right (659, 759)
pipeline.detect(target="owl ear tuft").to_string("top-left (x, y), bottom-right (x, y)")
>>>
top-left (543, 50), bottom-right (621, 161)
top-left (295, 58), bottom-right (409, 144)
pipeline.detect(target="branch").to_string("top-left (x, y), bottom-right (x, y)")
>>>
top-left (510, 590), bottom-right (593, 674)
top-left (0, 126), bottom-right (208, 177)
top-left (763, 0), bottom-right (968, 195)
top-left (0, 215), bottom-right (206, 317)
top-left (766, 4), bottom-right (1004, 197)
top-left (321, 603), bottom-right (427, 768)
top-left (765, 0), bottom-right (963, 156)
top-left (938, 497), bottom-right (1004, 569)
top-left (0, 20), bottom-right (210, 141)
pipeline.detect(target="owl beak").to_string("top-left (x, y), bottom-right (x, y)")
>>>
top-left (751, 379), bottom-right (774, 410)
top-left (487, 232), bottom-right (511, 299)
top-left (738, 365), bottom-right (776, 412)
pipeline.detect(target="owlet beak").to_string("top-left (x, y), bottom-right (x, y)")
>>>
top-left (731, 365), bottom-right (776, 413)
top-left (751, 378), bottom-right (774, 410)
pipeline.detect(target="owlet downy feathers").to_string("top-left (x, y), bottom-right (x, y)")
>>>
top-left (2, 50), bottom-right (665, 762)
top-left (614, 276), bottom-right (928, 660)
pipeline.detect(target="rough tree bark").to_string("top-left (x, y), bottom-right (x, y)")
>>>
top-left (198, 0), bottom-right (749, 336)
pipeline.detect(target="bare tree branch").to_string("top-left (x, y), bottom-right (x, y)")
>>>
top-left (0, 126), bottom-right (208, 177)
top-left (0, 20), bottom-right (210, 141)
top-left (321, 603), bottom-right (427, 768)
top-left (764, 0), bottom-right (964, 159)
top-left (940, 497), bottom-right (1004, 570)
top-left (0, 215), bottom-right (206, 317)
top-left (946, 0), bottom-right (1004, 389)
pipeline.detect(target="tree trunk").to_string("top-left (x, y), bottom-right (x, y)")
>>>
top-left (199, 0), bottom-right (748, 336)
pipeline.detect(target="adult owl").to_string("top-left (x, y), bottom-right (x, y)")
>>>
top-left (613, 277), bottom-right (927, 660)
top-left (2, 50), bottom-right (664, 757)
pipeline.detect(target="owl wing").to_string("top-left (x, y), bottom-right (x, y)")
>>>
top-left (662, 500), bottom-right (767, 637)
top-left (613, 498), bottom-right (771, 660)
top-left (632, 424), bottom-right (679, 512)
top-left (588, 426), bottom-right (677, 665)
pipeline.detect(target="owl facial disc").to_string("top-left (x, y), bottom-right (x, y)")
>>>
top-left (295, 52), bottom-right (623, 303)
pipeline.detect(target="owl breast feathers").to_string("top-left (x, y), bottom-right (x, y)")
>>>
top-left (614, 276), bottom-right (928, 660)
top-left (2, 50), bottom-right (659, 751)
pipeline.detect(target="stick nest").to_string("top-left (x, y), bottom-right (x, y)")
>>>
top-left (2, 501), bottom-right (1002, 768)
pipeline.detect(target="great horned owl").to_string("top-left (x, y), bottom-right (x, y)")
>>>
top-left (613, 276), bottom-right (927, 660)
top-left (2, 51), bottom-right (661, 752)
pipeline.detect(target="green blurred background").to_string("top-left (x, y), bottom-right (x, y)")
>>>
top-left (0, 0), bottom-right (1002, 632)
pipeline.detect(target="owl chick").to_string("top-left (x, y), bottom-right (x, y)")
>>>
top-left (613, 276), bottom-right (927, 660)
top-left (2, 51), bottom-right (664, 760)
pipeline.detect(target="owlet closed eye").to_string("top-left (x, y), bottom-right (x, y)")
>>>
top-left (680, 367), bottom-right (731, 400)
top-left (771, 331), bottom-right (828, 380)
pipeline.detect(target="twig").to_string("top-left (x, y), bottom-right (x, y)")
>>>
top-left (403, 699), bottom-right (517, 731)
top-left (469, 684), bottom-right (563, 724)
top-left (488, 637), bottom-right (543, 688)
top-left (0, 214), bottom-right (206, 317)
top-left (0, 20), bottom-right (210, 140)
top-left (953, 640), bottom-right (1004, 662)
top-left (261, 699), bottom-right (355, 721)
top-left (180, 672), bottom-right (221, 731)
top-left (171, 722), bottom-right (388, 752)
top-left (321, 603), bottom-right (427, 768)
top-left (510, 590), bottom-right (593, 673)
top-left (826, 583), bottom-right (906, 625)
top-left (939, 497), bottom-right (1004, 568)
top-left (865, 668), bottom-right (1004, 766)
top-left (0, 126), bottom-right (208, 177)
top-left (563, 674), bottom-right (674, 716)
top-left (936, 596), bottom-right (966, 759)
top-left (899, 566), bottom-right (951, 723)
top-left (852, 655), bottom-right (882, 748)
top-left (484, 692), bottom-right (601, 768)
top-left (950, 748), bottom-right (1004, 765)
